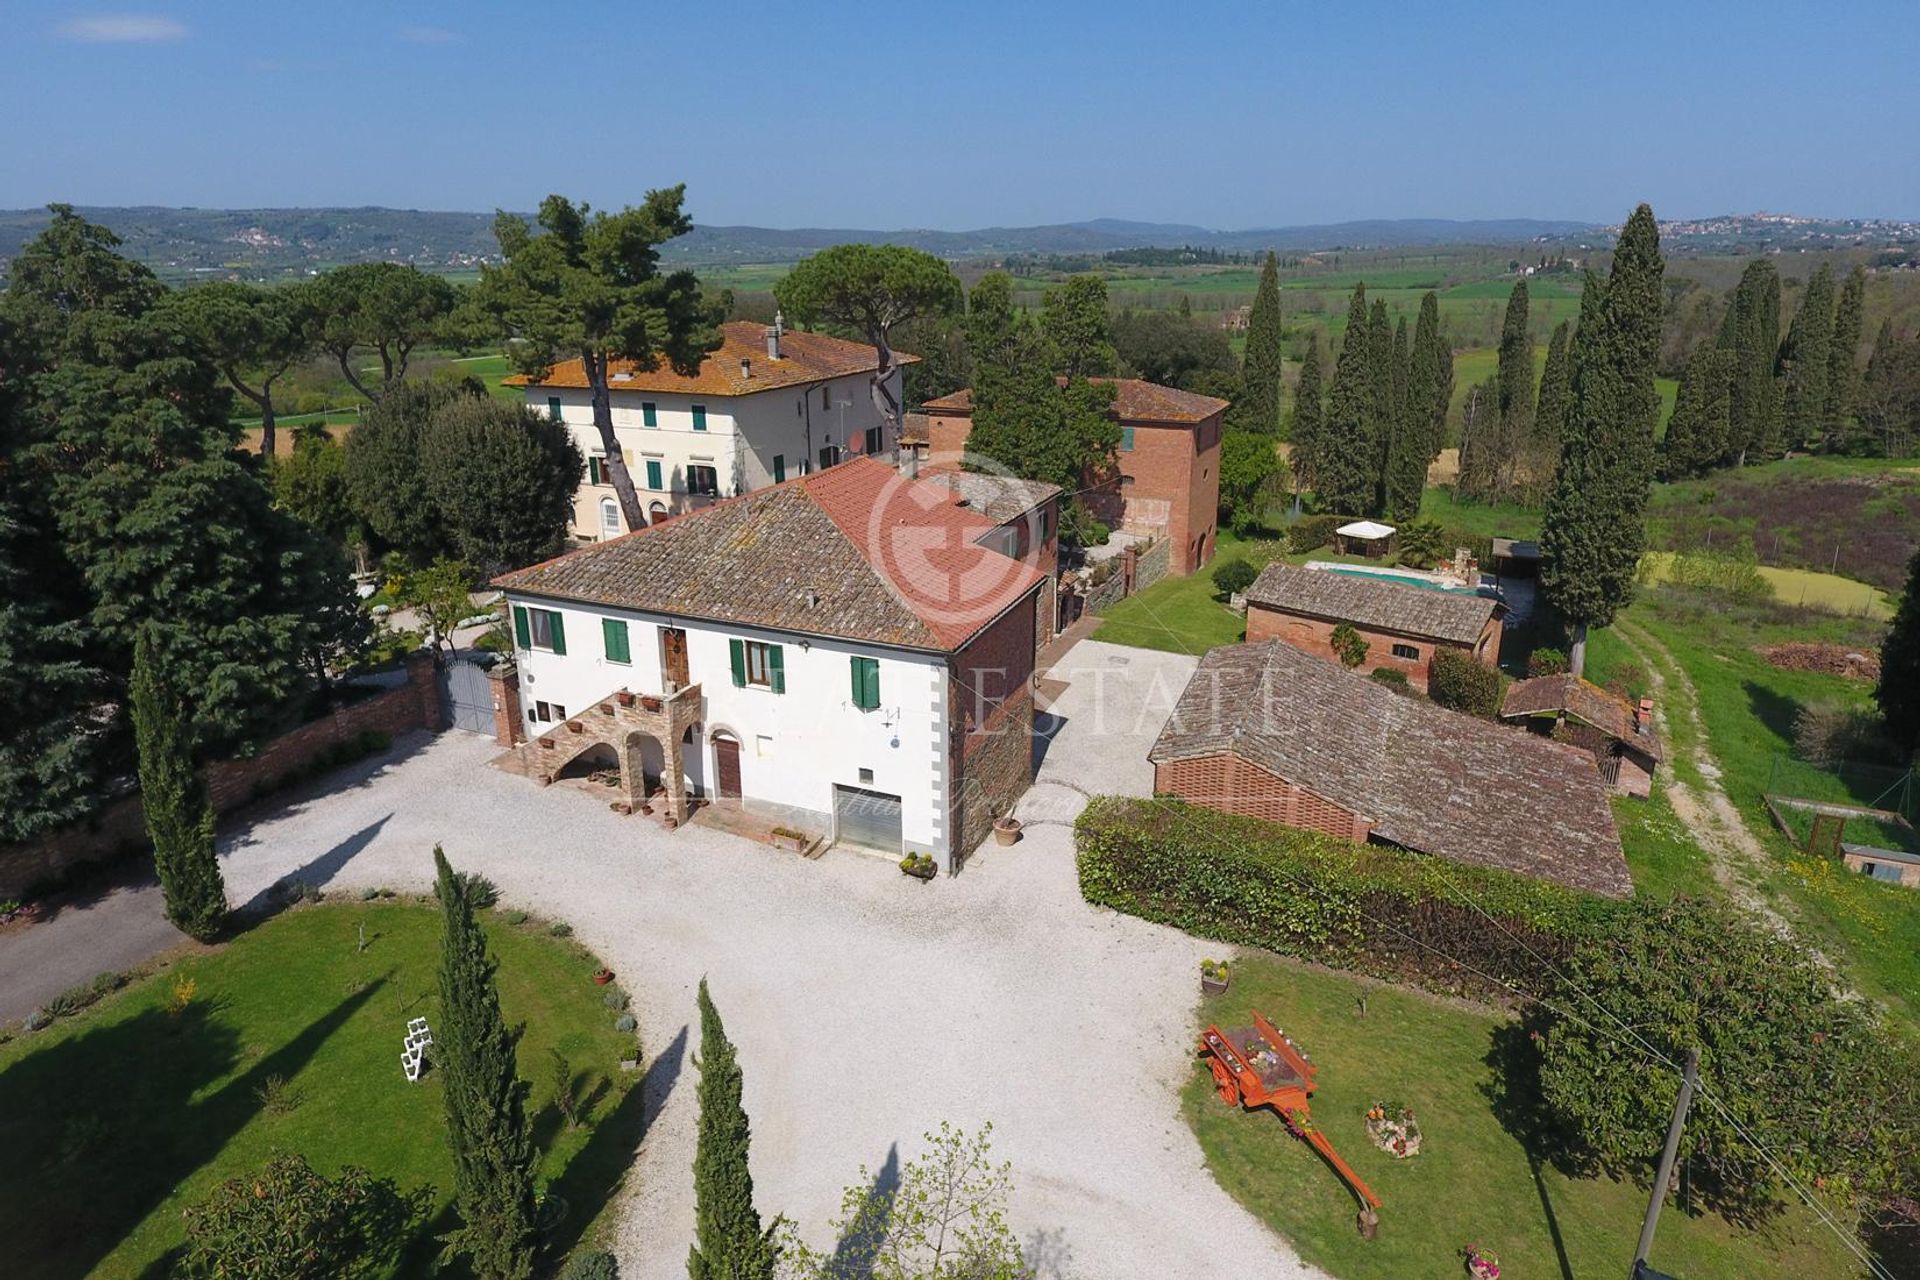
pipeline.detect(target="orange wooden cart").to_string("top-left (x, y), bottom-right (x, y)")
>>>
top-left (1200, 1010), bottom-right (1382, 1233)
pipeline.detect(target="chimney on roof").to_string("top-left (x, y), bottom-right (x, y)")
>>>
top-left (741, 357), bottom-right (752, 379)
top-left (1636, 698), bottom-right (1654, 736)
top-left (805, 587), bottom-right (820, 609)
top-left (767, 311), bottom-right (784, 361)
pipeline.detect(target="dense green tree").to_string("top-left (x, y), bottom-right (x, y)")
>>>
top-left (1454, 375), bottom-right (1502, 503)
top-left (1112, 307), bottom-right (1238, 389)
top-left (895, 312), bottom-right (970, 408)
top-left (132, 631), bottom-right (226, 941)
top-left (1779, 263), bottom-right (1835, 451)
top-left (481, 191), bottom-right (721, 531)
top-left (1389, 316), bottom-right (1410, 429)
top-left (274, 430), bottom-right (360, 549)
top-left (1288, 334), bottom-right (1326, 505)
top-left (160, 281), bottom-right (314, 459)
top-left (182, 1152), bottom-right (430, 1280)
top-left (1534, 319), bottom-right (1573, 448)
top-left (1496, 279), bottom-right (1536, 444)
top-left (688, 979), bottom-right (779, 1280)
top-left (1539, 204), bottom-right (1664, 675)
top-left (1719, 258), bottom-right (1783, 464)
top-left (775, 242), bottom-right (963, 463)
top-left (1825, 265), bottom-right (1867, 441)
top-left (1565, 268), bottom-right (1605, 401)
top-left (1879, 546), bottom-right (1920, 755)
top-left (1657, 344), bottom-right (1733, 480)
top-left (1038, 273), bottom-right (1116, 380)
top-left (1314, 286), bottom-right (1379, 515)
top-left (1241, 251), bottom-right (1286, 434)
top-left (1218, 431), bottom-right (1287, 534)
top-left (1406, 291), bottom-right (1451, 463)
top-left (308, 262), bottom-right (457, 403)
top-left (1856, 322), bottom-right (1920, 458)
top-left (343, 379), bottom-right (467, 561)
top-left (1380, 316), bottom-right (1423, 522)
top-left (419, 395), bottom-right (583, 576)
top-left (434, 845), bottom-right (538, 1280)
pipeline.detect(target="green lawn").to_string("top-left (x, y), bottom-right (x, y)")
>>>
top-left (1090, 529), bottom-right (1282, 654)
top-left (0, 901), bottom-right (645, 1279)
top-left (1187, 953), bottom-right (1865, 1280)
top-left (1612, 591), bottom-right (1920, 1022)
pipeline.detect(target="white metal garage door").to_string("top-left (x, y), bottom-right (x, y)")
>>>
top-left (833, 785), bottom-right (903, 853)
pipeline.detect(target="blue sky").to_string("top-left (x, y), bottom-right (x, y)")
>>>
top-left (2, 1), bottom-right (1915, 227)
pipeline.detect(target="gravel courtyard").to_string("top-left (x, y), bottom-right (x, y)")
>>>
top-left (195, 641), bottom-right (1316, 1279)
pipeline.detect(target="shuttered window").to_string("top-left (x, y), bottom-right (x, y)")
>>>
top-left (521, 607), bottom-right (565, 654)
top-left (603, 618), bottom-right (631, 664)
top-left (850, 656), bottom-right (881, 711)
top-left (513, 605), bottom-right (531, 650)
top-left (641, 402), bottom-right (658, 427)
top-left (646, 459), bottom-right (664, 490)
top-left (772, 454), bottom-right (785, 483)
top-left (547, 396), bottom-right (563, 421)
top-left (691, 404), bottom-right (708, 431)
top-left (1120, 426), bottom-right (1136, 452)
top-left (730, 639), bottom-right (784, 692)
top-left (588, 455), bottom-right (603, 485)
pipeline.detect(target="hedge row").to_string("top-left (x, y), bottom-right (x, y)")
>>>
top-left (1075, 796), bottom-right (1621, 1001)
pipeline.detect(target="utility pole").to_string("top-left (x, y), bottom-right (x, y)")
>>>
top-left (1631, 1047), bottom-right (1700, 1280)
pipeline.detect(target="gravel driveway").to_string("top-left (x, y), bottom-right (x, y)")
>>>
top-left (184, 641), bottom-right (1315, 1278)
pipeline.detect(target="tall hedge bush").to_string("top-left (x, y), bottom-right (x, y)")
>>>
top-left (1075, 796), bottom-right (1618, 1000)
top-left (1429, 647), bottom-right (1504, 719)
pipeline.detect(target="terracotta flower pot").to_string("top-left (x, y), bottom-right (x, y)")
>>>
top-left (992, 817), bottom-right (1022, 846)
top-left (615, 691), bottom-right (637, 707)
top-left (593, 970), bottom-right (615, 986)
top-left (566, 720), bottom-right (584, 734)
top-left (640, 695), bottom-right (663, 712)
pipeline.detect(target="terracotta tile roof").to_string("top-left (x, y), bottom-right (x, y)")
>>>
top-left (918, 467), bottom-right (1061, 525)
top-left (1502, 674), bottom-right (1662, 761)
top-left (900, 412), bottom-right (930, 446)
top-left (1246, 563), bottom-right (1499, 646)
top-left (1150, 641), bottom-right (1631, 897)
top-left (492, 457), bottom-right (1041, 652)
top-left (502, 321), bottom-right (919, 397)
top-left (920, 377), bottom-right (1229, 425)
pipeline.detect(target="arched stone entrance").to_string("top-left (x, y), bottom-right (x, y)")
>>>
top-left (521, 682), bottom-right (705, 826)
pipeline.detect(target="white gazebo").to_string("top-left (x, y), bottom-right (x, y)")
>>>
top-left (1333, 520), bottom-right (1397, 558)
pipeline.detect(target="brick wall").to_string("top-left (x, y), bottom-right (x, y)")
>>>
top-left (1112, 413), bottom-right (1220, 575)
top-left (1245, 606), bottom-right (1482, 692)
top-left (1133, 535), bottom-right (1172, 593)
top-left (953, 689), bottom-right (1035, 865)
top-left (0, 653), bottom-right (444, 899)
top-left (1154, 752), bottom-right (1370, 842)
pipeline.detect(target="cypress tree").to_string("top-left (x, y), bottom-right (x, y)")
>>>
top-left (1878, 545), bottom-right (1920, 756)
top-left (435, 845), bottom-right (538, 1280)
top-left (1383, 317), bottom-right (1427, 524)
top-left (1719, 259), bottom-right (1783, 464)
top-left (1315, 285), bottom-right (1378, 515)
top-left (1826, 265), bottom-right (1867, 444)
top-left (1390, 316), bottom-right (1410, 429)
top-left (1496, 279), bottom-right (1536, 443)
top-left (1242, 251), bottom-right (1286, 434)
top-left (1539, 204), bottom-right (1665, 676)
top-left (1455, 376), bottom-right (1502, 503)
top-left (132, 630), bottom-right (226, 942)
top-left (1658, 344), bottom-right (1732, 481)
top-left (1289, 335), bottom-right (1326, 502)
top-left (1407, 291), bottom-right (1450, 463)
top-left (1367, 298), bottom-right (1393, 511)
top-left (688, 979), bottom-right (778, 1280)
top-left (1535, 319), bottom-right (1573, 449)
top-left (1779, 263), bottom-right (1835, 451)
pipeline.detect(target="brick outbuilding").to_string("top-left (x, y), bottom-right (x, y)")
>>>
top-left (1244, 563), bottom-right (1503, 691)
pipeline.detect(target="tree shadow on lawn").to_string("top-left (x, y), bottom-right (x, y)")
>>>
top-left (0, 980), bottom-right (384, 1280)
top-left (238, 813), bottom-right (393, 918)
top-left (1743, 679), bottom-right (1804, 749)
top-left (537, 1022), bottom-right (690, 1266)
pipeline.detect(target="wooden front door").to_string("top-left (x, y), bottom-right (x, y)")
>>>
top-left (662, 627), bottom-right (690, 689)
top-left (712, 735), bottom-right (742, 800)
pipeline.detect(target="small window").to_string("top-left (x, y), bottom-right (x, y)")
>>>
top-left (645, 458), bottom-right (664, 491)
top-left (687, 464), bottom-right (719, 497)
top-left (532, 700), bottom-right (551, 723)
top-left (864, 425), bottom-right (884, 455)
top-left (588, 454), bottom-right (604, 485)
top-left (641, 402), bottom-right (658, 428)
top-left (821, 386), bottom-right (832, 411)
top-left (772, 454), bottom-right (786, 483)
top-left (1391, 643), bottom-right (1419, 660)
top-left (1041, 505), bottom-right (1053, 540)
top-left (600, 498), bottom-right (620, 537)
top-left (858, 767), bottom-right (874, 784)
top-left (755, 734), bottom-right (774, 758)
top-left (547, 396), bottom-right (563, 422)
top-left (552, 703), bottom-right (567, 721)
top-left (691, 404), bottom-right (708, 431)
top-left (818, 443), bottom-right (841, 471)
top-left (850, 655), bottom-right (881, 711)
top-left (1120, 425), bottom-right (1136, 452)
top-left (603, 617), bottom-right (631, 664)
top-left (730, 638), bottom-right (785, 692)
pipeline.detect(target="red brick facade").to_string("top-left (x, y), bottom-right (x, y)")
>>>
top-left (1154, 752), bottom-right (1371, 842)
top-left (948, 587), bottom-right (1039, 861)
top-left (1244, 605), bottom-right (1501, 692)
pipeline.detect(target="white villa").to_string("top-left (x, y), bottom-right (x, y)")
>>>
top-left (491, 457), bottom-right (1043, 873)
top-left (507, 317), bottom-right (915, 542)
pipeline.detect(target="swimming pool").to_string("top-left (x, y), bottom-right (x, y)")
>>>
top-left (1316, 564), bottom-right (1493, 597)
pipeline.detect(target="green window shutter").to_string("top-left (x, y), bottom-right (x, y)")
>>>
top-left (646, 459), bottom-right (663, 490)
top-left (729, 638), bottom-right (747, 687)
top-left (772, 454), bottom-right (786, 483)
top-left (692, 404), bottom-right (708, 431)
top-left (852, 656), bottom-right (879, 710)
top-left (547, 396), bottom-right (563, 421)
top-left (513, 605), bottom-right (531, 650)
top-left (1120, 425), bottom-right (1136, 452)
top-left (547, 611), bottom-right (566, 656)
top-left (588, 455), bottom-right (602, 485)
top-left (767, 643), bottom-right (785, 693)
top-left (602, 618), bottom-right (630, 664)
top-left (642, 402), bottom-right (658, 427)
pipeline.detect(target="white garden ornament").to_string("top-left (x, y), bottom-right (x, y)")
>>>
top-left (401, 1016), bottom-right (433, 1082)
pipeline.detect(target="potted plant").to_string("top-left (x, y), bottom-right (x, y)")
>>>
top-left (566, 719), bottom-right (584, 734)
top-left (770, 825), bottom-right (810, 854)
top-left (1463, 1244), bottom-right (1501, 1279)
top-left (640, 694), bottom-right (664, 712)
top-left (593, 968), bottom-right (615, 986)
top-left (1200, 958), bottom-right (1230, 995)
top-left (900, 852), bottom-right (938, 881)
top-left (615, 690), bottom-right (637, 707)
top-left (992, 815), bottom-right (1022, 846)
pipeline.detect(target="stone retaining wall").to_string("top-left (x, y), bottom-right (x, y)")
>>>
top-left (0, 653), bottom-right (443, 899)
